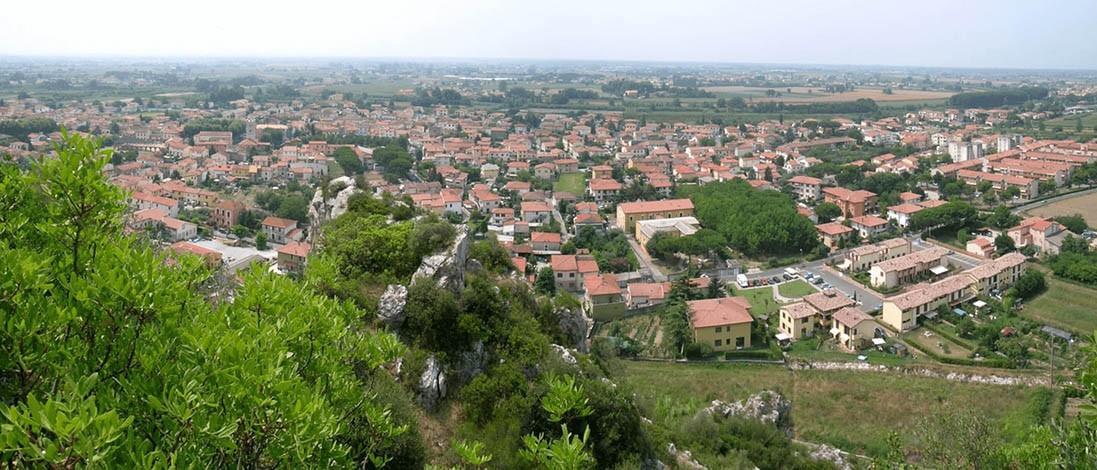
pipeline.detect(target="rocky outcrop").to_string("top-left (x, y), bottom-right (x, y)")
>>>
top-left (703, 390), bottom-right (793, 437)
top-left (455, 341), bottom-right (487, 384)
top-left (551, 344), bottom-right (578, 366)
top-left (377, 284), bottom-right (408, 329)
top-left (417, 355), bottom-right (447, 411)
top-left (555, 307), bottom-right (592, 353)
top-left (787, 360), bottom-right (1059, 387)
top-left (308, 175), bottom-right (360, 242)
top-left (665, 443), bottom-right (706, 470)
top-left (413, 224), bottom-right (470, 293)
top-left (809, 443), bottom-right (851, 470)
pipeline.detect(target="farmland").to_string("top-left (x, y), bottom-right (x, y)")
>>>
top-left (1023, 273), bottom-right (1097, 335)
top-left (700, 85), bottom-right (955, 104)
top-left (617, 360), bottom-right (1058, 461)
top-left (1022, 189), bottom-right (1097, 225)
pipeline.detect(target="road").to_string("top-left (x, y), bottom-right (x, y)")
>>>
top-left (625, 236), bottom-right (667, 282)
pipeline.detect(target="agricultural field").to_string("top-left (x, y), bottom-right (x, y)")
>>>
top-left (1043, 112), bottom-right (1097, 131)
top-left (1023, 273), bottom-right (1097, 335)
top-left (903, 328), bottom-right (973, 359)
top-left (1022, 190), bottom-right (1097, 225)
top-left (594, 312), bottom-right (669, 358)
top-left (617, 360), bottom-right (1058, 460)
top-left (700, 85), bottom-right (955, 104)
top-left (553, 172), bottom-right (587, 196)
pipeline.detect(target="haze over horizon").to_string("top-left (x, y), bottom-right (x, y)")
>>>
top-left (3, 0), bottom-right (1096, 70)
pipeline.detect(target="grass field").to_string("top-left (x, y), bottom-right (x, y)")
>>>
top-left (903, 329), bottom-right (972, 359)
top-left (552, 172), bottom-right (587, 196)
top-left (1043, 112), bottom-right (1097, 132)
top-left (729, 286), bottom-right (781, 317)
top-left (1022, 190), bottom-right (1097, 226)
top-left (617, 360), bottom-right (1055, 460)
top-left (777, 279), bottom-right (816, 298)
top-left (1023, 274), bottom-right (1097, 335)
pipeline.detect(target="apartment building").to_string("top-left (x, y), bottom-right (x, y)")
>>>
top-left (616, 198), bottom-right (695, 232)
top-left (869, 247), bottom-right (950, 289)
top-left (822, 187), bottom-right (877, 218)
top-left (787, 175), bottom-right (823, 201)
top-left (689, 297), bottom-right (754, 351)
top-left (842, 238), bottom-right (911, 272)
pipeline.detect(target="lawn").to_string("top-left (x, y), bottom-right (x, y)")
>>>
top-left (553, 172), bottom-right (586, 196)
top-left (729, 286), bottom-right (780, 317)
top-left (616, 360), bottom-right (1055, 460)
top-left (1023, 274), bottom-right (1097, 335)
top-left (777, 279), bottom-right (816, 298)
top-left (903, 328), bottom-right (972, 359)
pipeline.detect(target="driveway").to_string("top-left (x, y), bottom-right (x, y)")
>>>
top-left (625, 236), bottom-right (667, 282)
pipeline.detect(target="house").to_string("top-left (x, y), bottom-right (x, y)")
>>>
top-left (584, 273), bottom-right (625, 320)
top-left (626, 282), bottom-right (671, 308)
top-left (1007, 217), bottom-right (1066, 256)
top-left (531, 231), bottom-right (562, 253)
top-left (816, 222), bottom-right (854, 249)
top-left (588, 178), bottom-right (623, 204)
top-left (131, 192), bottom-right (180, 218)
top-left (886, 203), bottom-right (923, 228)
top-left (534, 162), bottom-right (555, 180)
top-left (212, 200), bottom-right (246, 229)
top-left (261, 216), bottom-right (301, 244)
top-left (131, 208), bottom-right (197, 242)
top-left (787, 175), bottom-right (822, 201)
top-left (841, 238), bottom-right (911, 272)
top-left (966, 252), bottom-right (1026, 296)
top-left (869, 247), bottom-right (950, 289)
top-left (688, 297), bottom-right (754, 351)
top-left (573, 212), bottom-right (605, 234)
top-left (277, 241), bottom-right (311, 274)
top-left (616, 199), bottom-right (695, 232)
top-left (550, 254), bottom-right (599, 291)
top-left (169, 241), bottom-right (222, 268)
top-left (966, 237), bottom-right (995, 258)
top-left (635, 216), bottom-right (700, 247)
top-left (831, 307), bottom-right (883, 351)
top-left (521, 201), bottom-right (553, 224)
top-left (802, 289), bottom-right (856, 325)
top-left (849, 215), bottom-right (889, 239)
top-left (779, 302), bottom-right (821, 341)
top-left (822, 187), bottom-right (877, 218)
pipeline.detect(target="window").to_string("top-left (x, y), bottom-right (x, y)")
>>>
top-left (735, 337), bottom-right (745, 348)
top-left (715, 326), bottom-right (722, 333)
top-left (714, 339), bottom-right (722, 347)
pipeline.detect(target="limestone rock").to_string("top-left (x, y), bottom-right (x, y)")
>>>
top-left (413, 225), bottom-right (469, 293)
top-left (666, 443), bottom-right (706, 470)
top-left (377, 284), bottom-right (408, 328)
top-left (809, 443), bottom-right (851, 470)
top-left (417, 355), bottom-right (447, 410)
top-left (555, 307), bottom-right (592, 353)
top-left (551, 344), bottom-right (578, 366)
top-left (703, 390), bottom-right (793, 437)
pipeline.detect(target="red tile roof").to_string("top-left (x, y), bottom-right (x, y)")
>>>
top-left (688, 297), bottom-right (753, 328)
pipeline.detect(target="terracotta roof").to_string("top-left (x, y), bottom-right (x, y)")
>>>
top-left (832, 306), bottom-right (873, 327)
top-left (617, 198), bottom-right (694, 214)
top-left (804, 289), bottom-right (855, 313)
top-left (262, 216), bottom-right (297, 229)
top-left (788, 175), bottom-right (822, 185)
top-left (584, 273), bottom-right (621, 297)
top-left (627, 282), bottom-right (670, 300)
top-left (531, 231), bottom-right (561, 243)
top-left (850, 215), bottom-right (889, 227)
top-left (688, 297), bottom-right (753, 328)
top-left (278, 241), bottom-right (311, 258)
top-left (816, 222), bottom-right (854, 236)
top-left (781, 302), bottom-right (817, 320)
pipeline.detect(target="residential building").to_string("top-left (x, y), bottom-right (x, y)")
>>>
top-left (849, 215), bottom-right (889, 239)
top-left (689, 297), bottom-right (754, 351)
top-left (1007, 217), bottom-right (1066, 256)
top-left (778, 302), bottom-right (820, 340)
top-left (616, 199), bottom-right (695, 232)
top-left (212, 199), bottom-right (246, 229)
top-left (584, 273), bottom-right (625, 320)
top-left (787, 175), bottom-right (822, 201)
top-left (277, 241), bottom-right (311, 274)
top-left (261, 216), bottom-right (300, 244)
top-left (842, 238), bottom-right (911, 272)
top-left (626, 282), bottom-right (671, 308)
top-left (531, 231), bottom-right (562, 253)
top-left (635, 216), bottom-right (700, 247)
top-left (588, 178), bottom-right (623, 204)
top-left (831, 307), bottom-right (883, 351)
top-left (816, 222), bottom-right (854, 249)
top-left (520, 201), bottom-right (553, 224)
top-left (869, 247), bottom-right (950, 289)
top-left (822, 187), bottom-right (877, 218)
top-left (550, 254), bottom-right (599, 291)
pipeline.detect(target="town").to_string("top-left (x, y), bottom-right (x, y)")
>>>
top-left (4, 35), bottom-right (1097, 469)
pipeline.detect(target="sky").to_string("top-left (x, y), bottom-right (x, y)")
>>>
top-left (2, 0), bottom-right (1096, 70)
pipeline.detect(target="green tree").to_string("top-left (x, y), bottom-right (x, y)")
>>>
top-left (536, 266), bottom-right (556, 295)
top-left (814, 202), bottom-right (842, 224)
top-left (995, 233), bottom-right (1016, 255)
top-left (255, 231), bottom-right (268, 250)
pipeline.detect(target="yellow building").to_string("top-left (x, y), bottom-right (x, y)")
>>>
top-left (616, 199), bottom-right (695, 232)
top-left (778, 302), bottom-right (819, 340)
top-left (689, 297), bottom-right (753, 351)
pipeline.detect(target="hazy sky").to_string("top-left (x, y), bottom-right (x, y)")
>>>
top-left (3, 0), bottom-right (1095, 69)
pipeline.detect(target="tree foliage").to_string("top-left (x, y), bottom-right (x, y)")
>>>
top-left (682, 180), bottom-right (818, 256)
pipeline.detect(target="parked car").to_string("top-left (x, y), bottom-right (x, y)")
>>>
top-left (771, 276), bottom-right (781, 283)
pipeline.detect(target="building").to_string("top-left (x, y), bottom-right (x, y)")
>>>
top-left (778, 302), bottom-right (821, 340)
top-left (584, 273), bottom-right (625, 320)
top-left (131, 192), bottom-right (179, 218)
top-left (277, 241), bottom-right (311, 274)
top-left (616, 199), bottom-right (695, 232)
top-left (842, 238), bottom-right (912, 272)
top-left (886, 203), bottom-right (924, 228)
top-left (822, 187), bottom-right (877, 218)
top-left (787, 175), bottom-right (823, 201)
top-left (956, 170), bottom-right (1039, 199)
top-left (849, 215), bottom-right (889, 239)
top-left (531, 231), bottom-right (562, 253)
top-left (802, 289), bottom-right (856, 325)
top-left (169, 241), bottom-right (222, 268)
top-left (588, 179), bottom-right (623, 204)
top-left (869, 247), bottom-right (950, 289)
top-left (626, 282), bottom-right (671, 308)
top-left (261, 216), bottom-right (300, 244)
top-left (966, 252), bottom-right (1027, 296)
top-left (520, 201), bottom-right (553, 224)
top-left (550, 254), bottom-right (599, 291)
top-left (130, 208), bottom-right (196, 242)
top-left (212, 200), bottom-right (246, 229)
top-left (688, 297), bottom-right (754, 351)
top-left (816, 222), bottom-right (854, 249)
top-left (831, 307), bottom-right (883, 351)
top-left (1007, 217), bottom-right (1066, 256)
top-left (966, 237), bottom-right (995, 258)
top-left (635, 216), bottom-right (700, 247)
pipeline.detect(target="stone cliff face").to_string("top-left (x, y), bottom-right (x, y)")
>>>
top-left (307, 176), bottom-right (359, 242)
top-left (412, 224), bottom-right (469, 293)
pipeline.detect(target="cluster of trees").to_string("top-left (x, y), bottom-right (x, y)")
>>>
top-left (909, 201), bottom-right (978, 231)
top-left (601, 79), bottom-right (656, 96)
top-left (948, 86), bottom-right (1050, 108)
top-left (750, 98), bottom-right (879, 115)
top-left (683, 180), bottom-right (819, 257)
top-left (0, 133), bottom-right (418, 467)
top-left (645, 228), bottom-right (727, 264)
top-left (331, 146), bottom-right (365, 175)
top-left (548, 87), bottom-right (600, 105)
top-left (373, 146), bottom-right (414, 183)
top-left (410, 87), bottom-right (467, 107)
top-left (565, 227), bottom-right (638, 273)
top-left (0, 117), bottom-right (59, 141)
top-left (254, 184), bottom-right (312, 223)
top-left (181, 118), bottom-right (245, 140)
top-left (1047, 234), bottom-right (1097, 286)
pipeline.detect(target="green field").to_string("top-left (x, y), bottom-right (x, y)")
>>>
top-left (1023, 274), bottom-right (1097, 335)
top-left (617, 360), bottom-right (1056, 460)
top-left (777, 279), bottom-right (816, 298)
top-left (1043, 112), bottom-right (1097, 132)
top-left (729, 286), bottom-right (780, 317)
top-left (553, 172), bottom-right (587, 196)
